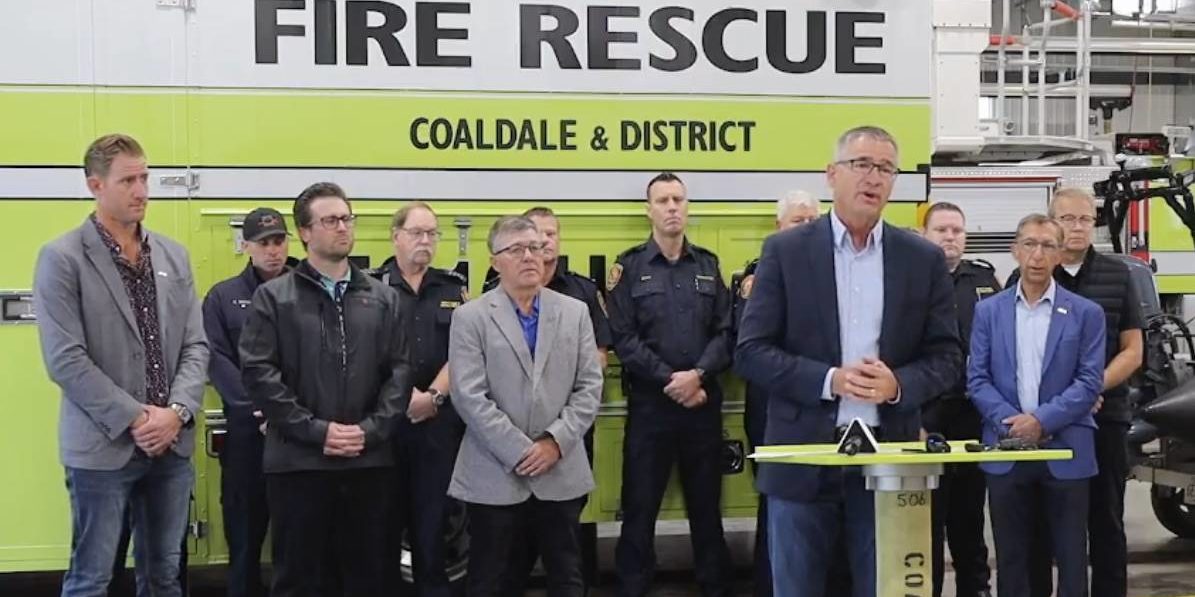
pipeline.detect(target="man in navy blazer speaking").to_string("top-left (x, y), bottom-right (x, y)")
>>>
top-left (735, 126), bottom-right (962, 597)
top-left (967, 213), bottom-right (1105, 597)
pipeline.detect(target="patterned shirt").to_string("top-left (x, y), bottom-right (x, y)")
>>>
top-left (91, 213), bottom-right (169, 406)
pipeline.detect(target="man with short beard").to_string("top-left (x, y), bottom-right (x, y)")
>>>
top-left (239, 182), bottom-right (412, 597)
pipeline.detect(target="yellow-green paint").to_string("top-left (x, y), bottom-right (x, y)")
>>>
top-left (0, 89), bottom-right (931, 170)
top-left (1157, 275), bottom-right (1195, 295)
top-left (752, 441), bottom-right (1072, 465)
top-left (876, 490), bottom-right (933, 597)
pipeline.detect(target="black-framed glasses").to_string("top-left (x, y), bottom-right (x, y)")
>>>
top-left (316, 214), bottom-right (357, 230)
top-left (399, 227), bottom-right (442, 241)
top-left (493, 242), bottom-right (546, 257)
top-left (835, 158), bottom-right (900, 179)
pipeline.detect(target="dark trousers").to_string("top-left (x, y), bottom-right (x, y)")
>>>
top-left (1027, 423), bottom-right (1129, 597)
top-left (987, 462), bottom-right (1089, 597)
top-left (467, 496), bottom-right (586, 597)
top-left (744, 388), bottom-right (772, 597)
top-left (614, 419), bottom-right (731, 597)
top-left (393, 410), bottom-right (465, 597)
top-left (924, 399), bottom-right (991, 597)
top-left (220, 429), bottom-right (270, 597)
top-left (503, 429), bottom-right (596, 597)
top-left (267, 468), bottom-right (392, 597)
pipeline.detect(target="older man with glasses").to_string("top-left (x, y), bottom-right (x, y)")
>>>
top-left (1008, 188), bottom-right (1144, 597)
top-left (447, 215), bottom-right (603, 597)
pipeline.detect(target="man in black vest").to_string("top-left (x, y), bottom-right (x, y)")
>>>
top-left (1015, 188), bottom-right (1143, 597)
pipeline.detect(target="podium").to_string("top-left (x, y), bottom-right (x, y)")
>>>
top-left (752, 441), bottom-right (1072, 596)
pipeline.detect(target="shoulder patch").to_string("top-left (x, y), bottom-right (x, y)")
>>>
top-left (460, 285), bottom-right (470, 302)
top-left (607, 263), bottom-right (624, 292)
top-left (740, 274), bottom-right (756, 299)
top-left (595, 289), bottom-right (608, 315)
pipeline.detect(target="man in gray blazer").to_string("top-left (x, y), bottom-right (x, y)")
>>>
top-left (33, 133), bottom-right (209, 597)
top-left (449, 215), bottom-right (603, 597)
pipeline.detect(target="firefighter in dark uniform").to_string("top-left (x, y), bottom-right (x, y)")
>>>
top-left (730, 191), bottom-right (822, 597)
top-left (481, 206), bottom-right (612, 595)
top-left (611, 173), bottom-right (733, 597)
top-left (920, 202), bottom-right (998, 597)
top-left (202, 207), bottom-right (296, 597)
top-left (371, 201), bottom-right (468, 597)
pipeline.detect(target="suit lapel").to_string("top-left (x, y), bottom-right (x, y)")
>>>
top-left (1042, 293), bottom-right (1070, 374)
top-left (532, 291), bottom-right (559, 384)
top-left (487, 291), bottom-right (534, 381)
top-left (809, 217), bottom-right (841, 363)
top-left (879, 224), bottom-right (902, 360)
top-left (150, 236), bottom-right (173, 352)
top-left (1001, 291), bottom-right (1017, 370)
top-left (81, 222), bottom-right (139, 337)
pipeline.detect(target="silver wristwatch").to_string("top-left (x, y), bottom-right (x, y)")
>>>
top-left (169, 403), bottom-right (193, 427)
top-left (428, 389), bottom-right (447, 407)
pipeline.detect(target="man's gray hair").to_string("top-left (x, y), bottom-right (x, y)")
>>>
top-left (1015, 213), bottom-right (1064, 242)
top-left (834, 125), bottom-right (900, 163)
top-left (1048, 187), bottom-right (1097, 217)
top-left (777, 190), bottom-right (819, 220)
top-left (487, 215), bottom-right (539, 253)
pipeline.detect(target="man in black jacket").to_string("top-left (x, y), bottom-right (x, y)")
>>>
top-left (240, 182), bottom-right (412, 597)
top-left (203, 207), bottom-right (295, 597)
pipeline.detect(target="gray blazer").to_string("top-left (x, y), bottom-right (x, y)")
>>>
top-left (448, 287), bottom-right (602, 505)
top-left (34, 218), bottom-right (209, 470)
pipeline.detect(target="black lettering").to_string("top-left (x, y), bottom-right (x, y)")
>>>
top-left (453, 119), bottom-right (474, 149)
top-left (668, 121), bottom-right (685, 151)
top-left (497, 119), bottom-right (517, 149)
top-left (718, 121), bottom-right (736, 151)
top-left (690, 121), bottom-right (708, 151)
top-left (652, 120), bottom-right (668, 151)
top-left (476, 119), bottom-right (494, 150)
top-left (904, 552), bottom-right (926, 567)
top-left (740, 121), bottom-right (755, 151)
top-left (520, 5), bottom-right (581, 69)
top-left (703, 8), bottom-right (758, 73)
top-left (518, 120), bottom-right (539, 150)
top-left (540, 120), bottom-right (558, 150)
top-left (561, 119), bottom-right (578, 150)
top-left (345, 1), bottom-right (408, 66)
top-left (905, 573), bottom-right (925, 588)
top-left (430, 118), bottom-right (452, 149)
top-left (766, 10), bottom-right (826, 74)
top-left (588, 5), bottom-right (640, 70)
top-left (649, 7), bottom-right (696, 72)
top-left (314, 0), bottom-right (337, 65)
top-left (416, 2), bottom-right (471, 67)
top-left (255, 0), bottom-right (306, 64)
top-left (836, 12), bottom-right (886, 74)
top-left (620, 120), bottom-right (641, 150)
top-left (410, 117), bottom-right (430, 149)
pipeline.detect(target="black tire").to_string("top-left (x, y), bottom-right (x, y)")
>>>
top-left (1150, 485), bottom-right (1195, 539)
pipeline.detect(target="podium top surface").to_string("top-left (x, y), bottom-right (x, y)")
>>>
top-left (751, 441), bottom-right (1072, 466)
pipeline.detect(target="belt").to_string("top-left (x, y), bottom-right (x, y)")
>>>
top-left (834, 425), bottom-right (882, 442)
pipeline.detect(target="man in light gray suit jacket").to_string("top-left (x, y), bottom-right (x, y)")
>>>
top-left (449, 215), bottom-right (603, 597)
top-left (33, 134), bottom-right (208, 597)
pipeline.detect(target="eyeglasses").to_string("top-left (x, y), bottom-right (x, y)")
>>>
top-left (1056, 214), bottom-right (1096, 227)
top-left (835, 158), bottom-right (900, 180)
top-left (493, 242), bottom-right (546, 257)
top-left (1017, 240), bottom-right (1061, 254)
top-left (315, 214), bottom-right (357, 230)
top-left (399, 227), bottom-right (442, 241)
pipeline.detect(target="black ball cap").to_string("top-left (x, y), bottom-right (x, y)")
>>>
top-left (243, 207), bottom-right (289, 242)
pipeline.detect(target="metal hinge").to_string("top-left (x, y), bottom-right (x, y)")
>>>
top-left (159, 170), bottom-right (200, 193)
top-left (189, 520), bottom-right (207, 539)
top-left (156, 0), bottom-right (196, 9)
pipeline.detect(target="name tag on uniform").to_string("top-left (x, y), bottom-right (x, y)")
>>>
top-left (975, 286), bottom-right (996, 299)
top-left (440, 300), bottom-right (461, 309)
top-left (232, 299), bottom-right (251, 309)
top-left (640, 275), bottom-right (653, 282)
top-left (695, 275), bottom-right (716, 282)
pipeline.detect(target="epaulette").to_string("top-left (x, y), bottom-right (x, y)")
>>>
top-left (965, 258), bottom-right (996, 271)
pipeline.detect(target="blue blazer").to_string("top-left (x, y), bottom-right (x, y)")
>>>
top-left (735, 216), bottom-right (962, 502)
top-left (967, 285), bottom-right (1105, 479)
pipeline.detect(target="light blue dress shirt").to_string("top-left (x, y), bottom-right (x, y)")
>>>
top-left (821, 211), bottom-right (886, 427)
top-left (318, 269), bottom-right (352, 301)
top-left (1015, 280), bottom-right (1056, 414)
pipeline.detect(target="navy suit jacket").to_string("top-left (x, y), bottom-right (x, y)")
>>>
top-left (967, 285), bottom-right (1105, 479)
top-left (735, 216), bottom-right (962, 501)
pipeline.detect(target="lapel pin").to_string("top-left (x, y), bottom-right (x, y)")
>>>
top-left (1056, 306), bottom-right (1068, 315)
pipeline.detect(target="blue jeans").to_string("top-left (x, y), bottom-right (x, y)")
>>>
top-left (768, 473), bottom-right (876, 597)
top-left (61, 452), bottom-right (193, 597)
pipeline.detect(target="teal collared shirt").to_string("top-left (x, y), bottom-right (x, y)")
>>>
top-left (319, 269), bottom-right (353, 301)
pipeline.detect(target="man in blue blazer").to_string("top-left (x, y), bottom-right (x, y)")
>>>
top-left (968, 213), bottom-right (1105, 597)
top-left (735, 126), bottom-right (962, 597)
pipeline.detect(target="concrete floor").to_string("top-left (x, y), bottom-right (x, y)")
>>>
top-left (4, 481), bottom-right (1194, 596)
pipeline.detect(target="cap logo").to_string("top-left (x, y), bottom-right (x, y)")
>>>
top-left (259, 214), bottom-right (280, 227)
